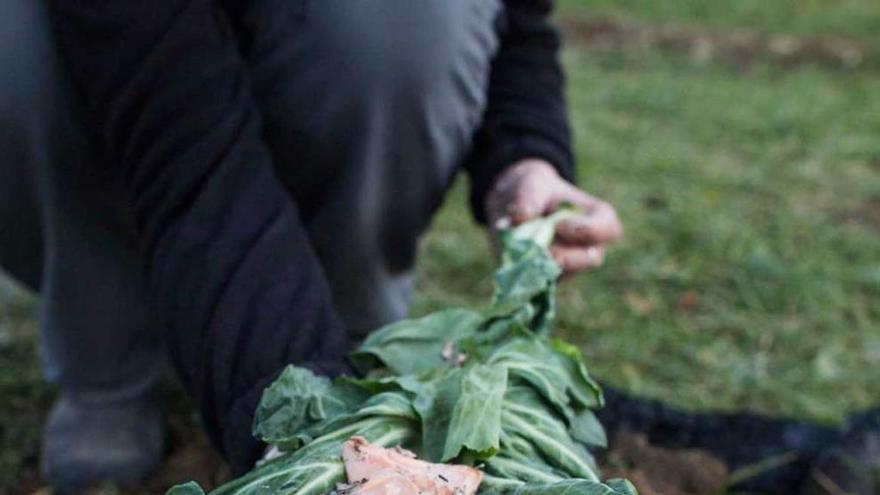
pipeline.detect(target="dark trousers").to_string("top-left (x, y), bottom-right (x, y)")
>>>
top-left (0, 0), bottom-right (501, 398)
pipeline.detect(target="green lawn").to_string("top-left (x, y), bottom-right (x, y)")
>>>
top-left (0, 287), bottom-right (45, 490)
top-left (414, 51), bottom-right (880, 422)
top-left (557, 0), bottom-right (880, 44)
top-left (2, 1), bottom-right (880, 492)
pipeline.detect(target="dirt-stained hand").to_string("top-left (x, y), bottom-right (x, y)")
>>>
top-left (485, 159), bottom-right (623, 277)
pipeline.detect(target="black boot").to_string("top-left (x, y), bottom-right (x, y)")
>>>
top-left (40, 392), bottom-right (165, 493)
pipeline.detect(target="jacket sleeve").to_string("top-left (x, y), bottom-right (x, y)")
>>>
top-left (48, 0), bottom-right (350, 470)
top-left (464, 0), bottom-right (575, 223)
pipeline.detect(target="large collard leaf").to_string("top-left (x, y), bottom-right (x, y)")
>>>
top-left (168, 211), bottom-right (634, 495)
top-left (488, 337), bottom-right (603, 420)
top-left (200, 387), bottom-right (420, 495)
top-left (485, 211), bottom-right (579, 336)
top-left (491, 235), bottom-right (560, 308)
top-left (165, 377), bottom-right (422, 495)
top-left (210, 441), bottom-right (345, 495)
top-left (548, 339), bottom-right (604, 410)
top-left (252, 366), bottom-right (368, 449)
top-left (350, 308), bottom-right (483, 375)
top-left (482, 479), bottom-right (638, 495)
top-left (287, 389), bottom-right (419, 450)
top-left (484, 454), bottom-right (568, 486)
top-left (490, 341), bottom-right (572, 417)
top-left (505, 210), bottom-right (577, 255)
top-left (167, 482), bottom-right (206, 495)
top-left (569, 410), bottom-right (607, 449)
top-left (441, 364), bottom-right (507, 461)
top-left (407, 363), bottom-right (506, 463)
top-left (604, 479), bottom-right (639, 495)
top-left (411, 368), bottom-right (462, 462)
top-left (499, 385), bottom-right (599, 481)
top-left (486, 240), bottom-right (560, 337)
top-left (213, 416), bottom-right (416, 495)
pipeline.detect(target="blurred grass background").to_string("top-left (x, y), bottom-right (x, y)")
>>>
top-left (2, 0), bottom-right (880, 492)
top-left (557, 0), bottom-right (880, 41)
top-left (414, 3), bottom-right (880, 422)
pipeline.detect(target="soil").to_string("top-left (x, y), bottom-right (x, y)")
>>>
top-left (843, 199), bottom-right (880, 232)
top-left (558, 17), bottom-right (879, 71)
top-left (141, 421), bottom-right (230, 494)
top-left (601, 431), bottom-right (730, 495)
top-left (15, 421), bottom-right (732, 495)
top-left (138, 429), bottom-right (734, 495)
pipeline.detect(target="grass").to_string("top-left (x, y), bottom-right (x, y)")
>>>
top-left (0, 288), bottom-right (47, 492)
top-left (560, 49), bottom-right (880, 421)
top-left (557, 0), bottom-right (880, 44)
top-left (2, 1), bottom-right (880, 492)
top-left (414, 52), bottom-right (880, 422)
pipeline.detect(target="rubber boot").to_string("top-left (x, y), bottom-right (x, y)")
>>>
top-left (40, 392), bottom-right (165, 493)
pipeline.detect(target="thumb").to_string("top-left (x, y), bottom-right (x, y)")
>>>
top-left (506, 183), bottom-right (549, 224)
top-left (508, 199), bottom-right (542, 224)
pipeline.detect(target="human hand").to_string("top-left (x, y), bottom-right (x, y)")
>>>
top-left (485, 159), bottom-right (623, 277)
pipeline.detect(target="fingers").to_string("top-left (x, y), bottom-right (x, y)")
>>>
top-left (543, 181), bottom-right (623, 245)
top-left (548, 184), bottom-right (620, 277)
top-left (483, 160), bottom-right (623, 279)
top-left (550, 245), bottom-right (605, 274)
top-left (547, 182), bottom-right (600, 212)
top-left (507, 179), bottom-right (585, 225)
top-left (555, 204), bottom-right (623, 246)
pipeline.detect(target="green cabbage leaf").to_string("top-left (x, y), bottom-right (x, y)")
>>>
top-left (169, 211), bottom-right (635, 495)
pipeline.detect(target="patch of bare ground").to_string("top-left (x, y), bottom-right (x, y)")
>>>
top-left (842, 199), bottom-right (880, 232)
top-left (14, 423), bottom-right (734, 495)
top-left (143, 424), bottom-right (229, 494)
top-left (601, 431), bottom-right (729, 495)
top-left (559, 17), bottom-right (879, 71)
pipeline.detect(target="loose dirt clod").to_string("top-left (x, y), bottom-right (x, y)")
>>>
top-left (602, 431), bottom-right (730, 495)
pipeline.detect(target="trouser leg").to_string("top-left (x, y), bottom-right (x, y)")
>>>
top-left (236, 0), bottom-right (503, 337)
top-left (0, 0), bottom-right (161, 398)
top-left (0, 137), bottom-right (43, 293)
top-left (0, 7), bottom-right (44, 293)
